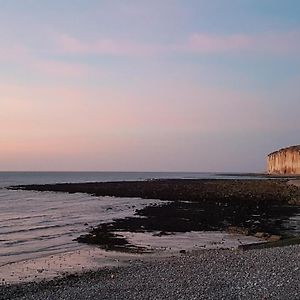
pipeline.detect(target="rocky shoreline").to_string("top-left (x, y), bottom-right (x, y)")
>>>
top-left (2, 179), bottom-right (300, 299)
top-left (10, 179), bottom-right (300, 251)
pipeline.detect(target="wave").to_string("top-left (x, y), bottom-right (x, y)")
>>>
top-left (0, 221), bottom-right (85, 236)
top-left (0, 214), bottom-right (48, 224)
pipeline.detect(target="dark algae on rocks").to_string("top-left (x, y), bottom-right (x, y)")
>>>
top-left (11, 179), bottom-right (300, 251)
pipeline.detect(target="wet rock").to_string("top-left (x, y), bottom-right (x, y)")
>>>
top-left (227, 227), bottom-right (250, 235)
top-left (153, 231), bottom-right (171, 237)
top-left (268, 235), bottom-right (281, 242)
top-left (254, 232), bottom-right (268, 238)
top-left (288, 197), bottom-right (300, 205)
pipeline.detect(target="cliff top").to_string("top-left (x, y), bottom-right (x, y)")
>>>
top-left (268, 145), bottom-right (300, 156)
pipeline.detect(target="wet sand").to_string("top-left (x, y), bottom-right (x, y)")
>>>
top-left (0, 231), bottom-right (263, 285)
top-left (0, 246), bottom-right (139, 285)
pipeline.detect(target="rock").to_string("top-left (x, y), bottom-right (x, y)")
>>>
top-left (254, 232), bottom-right (267, 238)
top-left (288, 197), bottom-right (300, 205)
top-left (268, 235), bottom-right (281, 242)
top-left (153, 231), bottom-right (170, 237)
top-left (227, 226), bottom-right (250, 235)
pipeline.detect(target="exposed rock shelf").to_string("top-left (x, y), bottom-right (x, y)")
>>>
top-left (10, 179), bottom-right (300, 251)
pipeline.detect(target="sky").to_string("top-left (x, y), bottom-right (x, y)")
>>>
top-left (0, 0), bottom-right (300, 172)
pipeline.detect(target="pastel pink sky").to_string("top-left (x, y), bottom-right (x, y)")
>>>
top-left (1, 1), bottom-right (300, 171)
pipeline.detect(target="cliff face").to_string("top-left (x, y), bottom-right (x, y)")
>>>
top-left (268, 145), bottom-right (300, 174)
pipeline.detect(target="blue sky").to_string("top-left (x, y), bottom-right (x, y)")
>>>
top-left (0, 1), bottom-right (299, 171)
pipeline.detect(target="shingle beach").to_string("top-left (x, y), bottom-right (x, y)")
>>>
top-left (2, 244), bottom-right (300, 300)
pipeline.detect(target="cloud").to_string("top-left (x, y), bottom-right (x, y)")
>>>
top-left (0, 42), bottom-right (93, 78)
top-left (1, 30), bottom-right (299, 76)
top-left (56, 31), bottom-right (300, 57)
top-left (186, 31), bottom-right (300, 55)
top-left (57, 34), bottom-right (165, 56)
top-left (187, 33), bottom-right (253, 53)
top-left (32, 59), bottom-right (90, 77)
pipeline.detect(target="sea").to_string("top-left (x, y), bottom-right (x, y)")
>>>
top-left (0, 171), bottom-right (268, 267)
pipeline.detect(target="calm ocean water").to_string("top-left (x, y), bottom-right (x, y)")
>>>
top-left (0, 171), bottom-right (253, 188)
top-left (0, 172), bottom-right (264, 266)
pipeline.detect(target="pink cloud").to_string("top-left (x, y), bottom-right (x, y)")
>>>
top-left (0, 45), bottom-right (29, 61)
top-left (0, 42), bottom-right (93, 78)
top-left (33, 59), bottom-right (90, 77)
top-left (58, 34), bottom-right (165, 56)
top-left (55, 31), bottom-right (300, 58)
top-left (186, 31), bottom-right (300, 55)
top-left (3, 31), bottom-right (299, 66)
top-left (187, 33), bottom-right (253, 53)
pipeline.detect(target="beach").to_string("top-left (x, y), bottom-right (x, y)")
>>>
top-left (1, 177), bottom-right (300, 299)
top-left (2, 245), bottom-right (300, 300)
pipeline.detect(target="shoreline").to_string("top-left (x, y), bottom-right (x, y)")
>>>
top-left (2, 178), bottom-right (300, 295)
top-left (1, 230), bottom-right (265, 285)
top-left (9, 179), bottom-right (300, 252)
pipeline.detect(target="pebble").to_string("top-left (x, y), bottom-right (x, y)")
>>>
top-left (1, 245), bottom-right (300, 300)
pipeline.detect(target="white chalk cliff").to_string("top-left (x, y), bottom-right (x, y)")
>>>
top-left (268, 145), bottom-right (300, 174)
